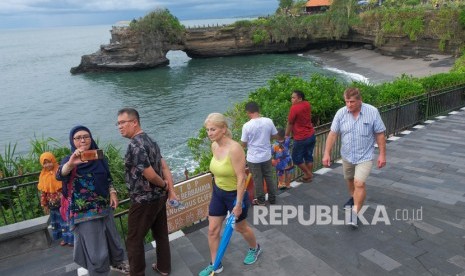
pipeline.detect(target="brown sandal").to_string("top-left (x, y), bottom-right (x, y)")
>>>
top-left (152, 263), bottom-right (169, 276)
top-left (299, 176), bottom-right (312, 183)
top-left (60, 240), bottom-right (67, 246)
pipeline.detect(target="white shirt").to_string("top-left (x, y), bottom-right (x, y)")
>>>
top-left (241, 117), bottom-right (278, 163)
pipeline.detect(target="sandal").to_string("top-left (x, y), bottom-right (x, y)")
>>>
top-left (252, 199), bottom-right (266, 206)
top-left (60, 241), bottom-right (67, 246)
top-left (152, 263), bottom-right (169, 276)
top-left (299, 176), bottom-right (312, 183)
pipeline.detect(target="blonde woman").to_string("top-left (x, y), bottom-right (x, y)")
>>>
top-left (198, 113), bottom-right (262, 276)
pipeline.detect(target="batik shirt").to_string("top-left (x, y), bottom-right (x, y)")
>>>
top-left (271, 137), bottom-right (294, 171)
top-left (69, 173), bottom-right (111, 224)
top-left (40, 192), bottom-right (61, 209)
top-left (124, 132), bottom-right (166, 203)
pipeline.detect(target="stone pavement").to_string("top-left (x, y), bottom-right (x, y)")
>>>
top-left (1, 108), bottom-right (464, 276)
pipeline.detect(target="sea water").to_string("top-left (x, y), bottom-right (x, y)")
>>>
top-left (0, 18), bottom-right (363, 180)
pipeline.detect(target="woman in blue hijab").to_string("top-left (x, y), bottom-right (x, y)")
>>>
top-left (57, 125), bottom-right (129, 275)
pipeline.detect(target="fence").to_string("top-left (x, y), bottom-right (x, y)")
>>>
top-left (379, 84), bottom-right (465, 136)
top-left (0, 172), bottom-right (41, 225)
top-left (1, 85), bottom-right (464, 234)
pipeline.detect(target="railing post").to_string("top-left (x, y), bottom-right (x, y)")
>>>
top-left (14, 178), bottom-right (27, 221)
top-left (394, 99), bottom-right (400, 135)
top-left (7, 191), bottom-right (17, 223)
top-left (425, 92), bottom-right (431, 120)
top-left (0, 203), bottom-right (7, 225)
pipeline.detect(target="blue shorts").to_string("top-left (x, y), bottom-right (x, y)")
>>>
top-left (292, 135), bottom-right (316, 165)
top-left (209, 184), bottom-right (249, 222)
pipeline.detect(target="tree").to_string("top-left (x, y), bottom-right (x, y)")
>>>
top-left (279, 0), bottom-right (294, 9)
top-left (277, 0), bottom-right (294, 14)
top-left (129, 8), bottom-right (185, 44)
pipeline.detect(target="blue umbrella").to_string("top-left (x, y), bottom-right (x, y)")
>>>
top-left (211, 173), bottom-right (252, 275)
top-left (211, 213), bottom-right (236, 273)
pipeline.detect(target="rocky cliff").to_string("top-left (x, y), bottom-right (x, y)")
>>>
top-left (70, 27), bottom-right (180, 74)
top-left (70, 24), bottom-right (461, 74)
top-left (182, 27), bottom-right (332, 58)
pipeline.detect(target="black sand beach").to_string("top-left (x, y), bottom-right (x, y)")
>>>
top-left (308, 47), bottom-right (456, 84)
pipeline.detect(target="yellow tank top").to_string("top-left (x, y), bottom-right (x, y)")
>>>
top-left (210, 155), bottom-right (237, 191)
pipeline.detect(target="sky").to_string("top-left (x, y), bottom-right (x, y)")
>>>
top-left (0, 0), bottom-right (278, 29)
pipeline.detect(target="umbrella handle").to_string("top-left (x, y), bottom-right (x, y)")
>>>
top-left (231, 172), bottom-right (252, 208)
top-left (245, 172), bottom-right (252, 189)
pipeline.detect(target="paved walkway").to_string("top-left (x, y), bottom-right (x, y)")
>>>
top-left (1, 108), bottom-right (465, 276)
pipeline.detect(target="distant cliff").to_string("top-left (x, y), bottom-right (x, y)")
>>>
top-left (70, 17), bottom-right (463, 74)
top-left (70, 27), bottom-right (178, 74)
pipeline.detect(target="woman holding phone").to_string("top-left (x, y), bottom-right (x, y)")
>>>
top-left (57, 125), bottom-right (129, 275)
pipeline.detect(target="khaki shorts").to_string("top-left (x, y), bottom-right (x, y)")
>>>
top-left (342, 159), bottom-right (373, 183)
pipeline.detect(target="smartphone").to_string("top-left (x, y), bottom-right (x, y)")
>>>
top-left (80, 149), bottom-right (104, 161)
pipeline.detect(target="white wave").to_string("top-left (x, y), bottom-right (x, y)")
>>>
top-left (324, 66), bottom-right (370, 84)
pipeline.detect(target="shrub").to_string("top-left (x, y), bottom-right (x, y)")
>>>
top-left (129, 8), bottom-right (185, 44)
top-left (419, 72), bottom-right (465, 90)
top-left (376, 75), bottom-right (425, 105)
top-left (233, 20), bottom-right (254, 28)
top-left (252, 29), bottom-right (269, 45)
top-left (459, 8), bottom-right (465, 29)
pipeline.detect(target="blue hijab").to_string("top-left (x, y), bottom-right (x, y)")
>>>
top-left (61, 125), bottom-right (111, 198)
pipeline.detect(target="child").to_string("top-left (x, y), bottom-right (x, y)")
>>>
top-left (37, 152), bottom-right (74, 246)
top-left (271, 128), bottom-right (294, 189)
top-left (37, 152), bottom-right (72, 246)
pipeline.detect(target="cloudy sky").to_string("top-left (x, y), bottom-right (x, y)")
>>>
top-left (0, 0), bottom-right (278, 29)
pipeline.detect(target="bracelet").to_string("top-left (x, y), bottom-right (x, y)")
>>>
top-left (109, 187), bottom-right (117, 194)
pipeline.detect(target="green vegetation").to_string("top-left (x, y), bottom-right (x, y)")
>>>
top-left (460, 8), bottom-right (465, 29)
top-left (252, 29), bottom-right (270, 45)
top-left (188, 71), bottom-right (465, 173)
top-left (129, 8), bottom-right (185, 44)
top-left (276, 0), bottom-right (307, 16)
top-left (225, 1), bottom-right (465, 52)
top-left (452, 52), bottom-right (465, 73)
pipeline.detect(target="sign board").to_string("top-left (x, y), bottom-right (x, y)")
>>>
top-left (167, 173), bottom-right (213, 233)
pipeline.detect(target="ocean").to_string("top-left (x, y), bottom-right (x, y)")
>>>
top-left (0, 18), bottom-right (366, 180)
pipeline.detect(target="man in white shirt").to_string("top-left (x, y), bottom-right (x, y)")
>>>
top-left (241, 102), bottom-right (278, 205)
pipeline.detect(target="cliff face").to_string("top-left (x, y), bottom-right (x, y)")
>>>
top-left (183, 27), bottom-right (329, 58)
top-left (70, 25), bottom-right (460, 74)
top-left (348, 24), bottom-right (462, 57)
top-left (70, 27), bottom-right (175, 74)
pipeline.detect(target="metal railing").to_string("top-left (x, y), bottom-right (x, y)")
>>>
top-left (379, 85), bottom-right (465, 136)
top-left (1, 85), bottom-right (464, 233)
top-left (0, 172), bottom-right (41, 225)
